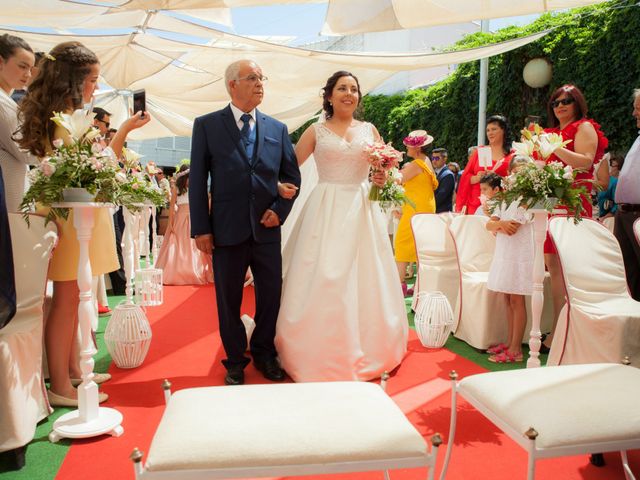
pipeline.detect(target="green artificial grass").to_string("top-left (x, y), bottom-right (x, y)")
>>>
top-left (0, 295), bottom-right (124, 479)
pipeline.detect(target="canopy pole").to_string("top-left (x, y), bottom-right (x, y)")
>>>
top-left (477, 19), bottom-right (490, 146)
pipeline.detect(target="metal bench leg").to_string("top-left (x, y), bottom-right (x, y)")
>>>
top-left (621, 450), bottom-right (636, 480)
top-left (525, 428), bottom-right (538, 480)
top-left (384, 470), bottom-right (391, 480)
top-left (439, 371), bottom-right (459, 480)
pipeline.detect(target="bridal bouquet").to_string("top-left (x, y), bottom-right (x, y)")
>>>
top-left (376, 168), bottom-right (416, 212)
top-left (20, 109), bottom-right (121, 224)
top-left (364, 142), bottom-right (403, 202)
top-left (495, 124), bottom-right (586, 222)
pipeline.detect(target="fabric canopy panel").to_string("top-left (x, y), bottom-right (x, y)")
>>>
top-left (0, 18), bottom-right (548, 139)
top-left (321, 0), bottom-right (611, 35)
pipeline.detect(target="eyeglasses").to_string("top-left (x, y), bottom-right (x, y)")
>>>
top-left (97, 119), bottom-right (110, 129)
top-left (432, 156), bottom-right (444, 161)
top-left (551, 97), bottom-right (575, 109)
top-left (237, 74), bottom-right (268, 84)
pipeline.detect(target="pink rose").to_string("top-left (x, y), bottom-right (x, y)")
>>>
top-left (52, 138), bottom-right (64, 149)
top-left (40, 161), bottom-right (56, 177)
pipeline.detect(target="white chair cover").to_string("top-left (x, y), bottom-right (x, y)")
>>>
top-left (601, 215), bottom-right (615, 233)
top-left (449, 215), bottom-right (506, 349)
top-left (0, 214), bottom-right (57, 452)
top-left (410, 214), bottom-right (460, 314)
top-left (547, 217), bottom-right (640, 366)
top-left (634, 217), bottom-right (640, 246)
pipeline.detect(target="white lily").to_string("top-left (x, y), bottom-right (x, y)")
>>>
top-left (51, 109), bottom-right (97, 142)
top-left (512, 139), bottom-right (535, 158)
top-left (122, 147), bottom-right (143, 170)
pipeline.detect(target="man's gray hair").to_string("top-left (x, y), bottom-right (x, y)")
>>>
top-left (224, 60), bottom-right (257, 95)
top-left (634, 88), bottom-right (640, 100)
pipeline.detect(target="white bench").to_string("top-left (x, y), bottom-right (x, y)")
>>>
top-left (132, 381), bottom-right (440, 479)
top-left (441, 363), bottom-right (640, 480)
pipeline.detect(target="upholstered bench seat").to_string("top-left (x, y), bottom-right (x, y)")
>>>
top-left (135, 381), bottom-right (439, 479)
top-left (442, 363), bottom-right (640, 479)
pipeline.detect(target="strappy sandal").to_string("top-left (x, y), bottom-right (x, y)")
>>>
top-left (487, 343), bottom-right (508, 355)
top-left (488, 351), bottom-right (524, 363)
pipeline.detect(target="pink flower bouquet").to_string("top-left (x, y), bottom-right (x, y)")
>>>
top-left (364, 142), bottom-right (403, 201)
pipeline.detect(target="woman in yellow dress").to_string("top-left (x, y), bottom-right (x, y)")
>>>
top-left (17, 41), bottom-right (150, 406)
top-left (394, 130), bottom-right (438, 296)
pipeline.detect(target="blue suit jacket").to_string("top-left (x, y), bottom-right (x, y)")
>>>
top-left (189, 105), bottom-right (301, 246)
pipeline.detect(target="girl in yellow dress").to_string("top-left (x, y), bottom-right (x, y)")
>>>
top-left (394, 130), bottom-right (438, 296)
top-left (17, 41), bottom-right (150, 406)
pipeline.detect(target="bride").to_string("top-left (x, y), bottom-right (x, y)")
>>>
top-left (275, 71), bottom-right (408, 382)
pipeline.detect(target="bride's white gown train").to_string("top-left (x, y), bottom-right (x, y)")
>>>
top-left (275, 122), bottom-right (408, 382)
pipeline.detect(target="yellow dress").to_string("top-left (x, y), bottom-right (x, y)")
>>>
top-left (41, 125), bottom-right (119, 282)
top-left (394, 159), bottom-right (438, 263)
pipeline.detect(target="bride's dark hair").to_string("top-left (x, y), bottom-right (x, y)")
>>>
top-left (17, 41), bottom-right (99, 157)
top-left (321, 70), bottom-right (362, 119)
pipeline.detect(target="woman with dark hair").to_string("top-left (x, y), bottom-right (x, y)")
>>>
top-left (275, 70), bottom-right (408, 382)
top-left (455, 115), bottom-right (513, 214)
top-left (542, 84), bottom-right (608, 350)
top-left (0, 33), bottom-right (37, 212)
top-left (155, 163), bottom-right (213, 285)
top-left (17, 41), bottom-right (149, 407)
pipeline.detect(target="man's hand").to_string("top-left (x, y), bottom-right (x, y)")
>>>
top-left (195, 233), bottom-right (214, 253)
top-left (260, 209), bottom-right (280, 228)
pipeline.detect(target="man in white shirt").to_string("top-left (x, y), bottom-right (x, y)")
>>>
top-left (614, 89), bottom-right (640, 300)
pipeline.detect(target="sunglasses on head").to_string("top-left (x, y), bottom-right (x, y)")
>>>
top-left (551, 97), bottom-right (575, 109)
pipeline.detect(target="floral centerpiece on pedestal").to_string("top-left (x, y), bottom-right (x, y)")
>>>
top-left (115, 148), bottom-right (167, 210)
top-left (494, 123), bottom-right (586, 222)
top-left (20, 109), bottom-right (121, 224)
top-left (364, 142), bottom-right (413, 211)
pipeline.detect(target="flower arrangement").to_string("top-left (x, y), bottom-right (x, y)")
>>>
top-left (116, 148), bottom-right (167, 210)
top-left (494, 124), bottom-right (586, 222)
top-left (20, 110), bottom-right (121, 224)
top-left (364, 142), bottom-right (404, 202)
top-left (376, 168), bottom-right (416, 212)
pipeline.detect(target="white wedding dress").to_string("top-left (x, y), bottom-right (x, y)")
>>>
top-left (275, 122), bottom-right (408, 382)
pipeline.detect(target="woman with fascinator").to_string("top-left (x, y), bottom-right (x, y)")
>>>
top-left (155, 163), bottom-right (214, 285)
top-left (394, 130), bottom-right (438, 296)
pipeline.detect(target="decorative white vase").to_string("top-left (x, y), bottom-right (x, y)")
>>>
top-left (414, 291), bottom-right (455, 349)
top-left (104, 303), bottom-right (152, 368)
top-left (62, 187), bottom-right (94, 202)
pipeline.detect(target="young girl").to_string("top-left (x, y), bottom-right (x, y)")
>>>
top-left (485, 155), bottom-right (534, 363)
top-left (476, 172), bottom-right (502, 216)
top-left (156, 163), bottom-right (214, 285)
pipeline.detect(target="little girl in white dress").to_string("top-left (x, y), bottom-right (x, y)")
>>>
top-left (485, 156), bottom-right (534, 363)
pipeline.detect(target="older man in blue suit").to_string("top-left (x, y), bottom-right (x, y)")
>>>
top-left (189, 59), bottom-right (301, 385)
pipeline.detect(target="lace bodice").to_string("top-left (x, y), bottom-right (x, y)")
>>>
top-left (313, 122), bottom-right (374, 184)
top-left (176, 192), bottom-right (189, 205)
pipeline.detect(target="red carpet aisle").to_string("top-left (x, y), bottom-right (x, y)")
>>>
top-left (57, 285), bottom-right (639, 479)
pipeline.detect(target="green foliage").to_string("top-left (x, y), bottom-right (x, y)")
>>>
top-left (360, 1), bottom-right (640, 167)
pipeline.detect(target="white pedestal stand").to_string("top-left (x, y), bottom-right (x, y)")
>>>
top-left (527, 209), bottom-right (547, 369)
top-left (49, 203), bottom-right (123, 443)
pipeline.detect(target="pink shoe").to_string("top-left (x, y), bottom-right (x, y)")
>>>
top-left (488, 351), bottom-right (524, 363)
top-left (487, 343), bottom-right (508, 355)
top-left (401, 283), bottom-right (408, 296)
top-left (406, 287), bottom-right (414, 297)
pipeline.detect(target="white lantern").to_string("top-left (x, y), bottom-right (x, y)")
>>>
top-left (414, 291), bottom-right (455, 348)
top-left (135, 267), bottom-right (163, 307)
top-left (105, 303), bottom-right (152, 368)
top-left (523, 58), bottom-right (552, 88)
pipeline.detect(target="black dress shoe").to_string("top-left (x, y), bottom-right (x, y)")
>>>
top-left (254, 358), bottom-right (285, 381)
top-left (224, 366), bottom-right (245, 386)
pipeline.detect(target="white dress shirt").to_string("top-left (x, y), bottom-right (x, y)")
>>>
top-left (615, 134), bottom-right (640, 204)
top-left (0, 88), bottom-right (38, 212)
top-left (229, 103), bottom-right (256, 133)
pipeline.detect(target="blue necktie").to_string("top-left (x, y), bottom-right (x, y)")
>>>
top-left (240, 113), bottom-right (256, 160)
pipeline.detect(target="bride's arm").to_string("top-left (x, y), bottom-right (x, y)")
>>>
top-left (294, 125), bottom-right (316, 166)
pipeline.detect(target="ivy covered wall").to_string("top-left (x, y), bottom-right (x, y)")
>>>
top-left (360, 0), bottom-right (640, 167)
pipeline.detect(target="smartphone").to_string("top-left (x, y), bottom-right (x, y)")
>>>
top-left (133, 89), bottom-right (146, 118)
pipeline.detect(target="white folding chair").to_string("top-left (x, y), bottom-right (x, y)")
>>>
top-left (449, 215), bottom-right (507, 348)
top-left (0, 214), bottom-right (57, 455)
top-left (547, 217), bottom-right (640, 366)
top-left (410, 214), bottom-right (460, 314)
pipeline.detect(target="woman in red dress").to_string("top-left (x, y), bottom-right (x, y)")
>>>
top-left (456, 115), bottom-right (514, 214)
top-left (542, 84), bottom-right (608, 350)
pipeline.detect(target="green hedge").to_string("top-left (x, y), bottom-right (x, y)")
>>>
top-left (359, 0), bottom-right (640, 167)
